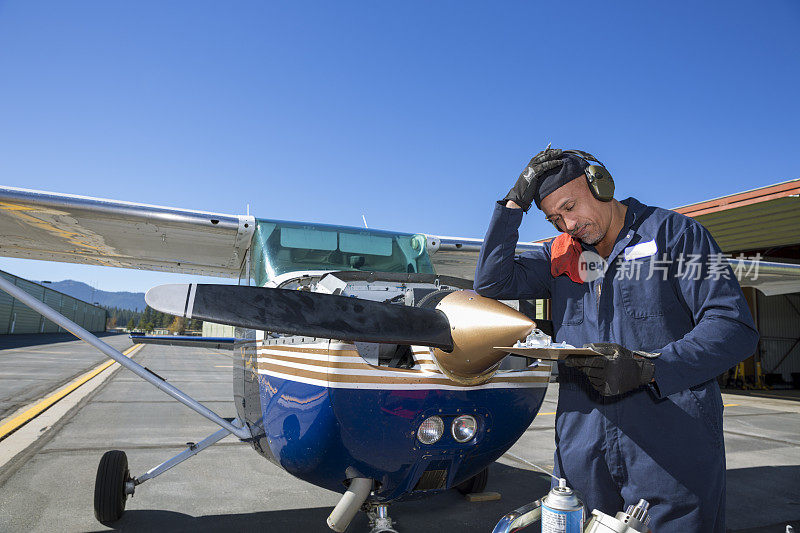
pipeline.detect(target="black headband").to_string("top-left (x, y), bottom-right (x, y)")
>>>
top-left (533, 153), bottom-right (589, 209)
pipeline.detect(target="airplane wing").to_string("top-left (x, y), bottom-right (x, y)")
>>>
top-left (0, 186), bottom-right (255, 277)
top-left (2, 185), bottom-right (798, 295)
top-left (424, 235), bottom-right (800, 297)
top-left (734, 259), bottom-right (800, 296)
top-left (423, 235), bottom-right (542, 280)
top-left (129, 334), bottom-right (236, 350)
top-left (0, 185), bottom-right (539, 282)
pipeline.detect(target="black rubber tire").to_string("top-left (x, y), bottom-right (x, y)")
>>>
top-left (456, 467), bottom-right (489, 495)
top-left (94, 450), bottom-right (130, 524)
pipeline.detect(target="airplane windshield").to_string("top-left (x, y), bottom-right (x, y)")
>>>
top-left (250, 219), bottom-right (435, 285)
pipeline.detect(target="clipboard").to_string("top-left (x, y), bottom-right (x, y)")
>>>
top-left (494, 346), bottom-right (602, 360)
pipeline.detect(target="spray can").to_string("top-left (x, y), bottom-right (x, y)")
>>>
top-left (541, 478), bottom-right (584, 533)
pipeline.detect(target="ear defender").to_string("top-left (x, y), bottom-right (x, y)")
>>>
top-left (562, 150), bottom-right (615, 202)
top-left (585, 164), bottom-right (614, 202)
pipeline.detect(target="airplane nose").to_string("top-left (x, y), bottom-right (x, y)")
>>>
top-left (428, 291), bottom-right (534, 385)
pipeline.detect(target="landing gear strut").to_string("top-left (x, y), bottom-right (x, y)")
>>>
top-left (365, 503), bottom-right (398, 533)
top-left (92, 423), bottom-right (241, 524)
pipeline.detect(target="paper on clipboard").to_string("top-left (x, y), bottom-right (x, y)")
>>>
top-left (494, 346), bottom-right (602, 360)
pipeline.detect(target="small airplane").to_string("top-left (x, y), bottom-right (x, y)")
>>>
top-left (0, 185), bottom-right (795, 532)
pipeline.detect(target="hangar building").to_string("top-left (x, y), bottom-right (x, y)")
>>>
top-left (675, 178), bottom-right (800, 386)
top-left (0, 269), bottom-right (107, 335)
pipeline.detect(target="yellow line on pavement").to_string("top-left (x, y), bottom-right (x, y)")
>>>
top-left (0, 344), bottom-right (144, 441)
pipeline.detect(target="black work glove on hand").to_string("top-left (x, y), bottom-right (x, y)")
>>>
top-left (564, 343), bottom-right (658, 397)
top-left (503, 147), bottom-right (564, 212)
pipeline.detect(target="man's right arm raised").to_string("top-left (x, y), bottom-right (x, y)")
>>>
top-left (473, 202), bottom-right (552, 301)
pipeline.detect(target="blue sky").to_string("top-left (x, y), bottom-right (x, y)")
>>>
top-left (0, 1), bottom-right (798, 292)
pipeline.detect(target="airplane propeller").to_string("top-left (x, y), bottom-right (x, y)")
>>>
top-left (145, 284), bottom-right (536, 385)
top-left (145, 284), bottom-right (454, 349)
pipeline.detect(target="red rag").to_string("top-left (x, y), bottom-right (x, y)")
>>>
top-left (550, 233), bottom-right (584, 283)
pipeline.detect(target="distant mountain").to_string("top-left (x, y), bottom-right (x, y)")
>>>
top-left (40, 280), bottom-right (146, 311)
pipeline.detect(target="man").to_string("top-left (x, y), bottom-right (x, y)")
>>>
top-left (473, 148), bottom-right (758, 532)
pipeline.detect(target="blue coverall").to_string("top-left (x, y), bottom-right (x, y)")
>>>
top-left (474, 197), bottom-right (759, 532)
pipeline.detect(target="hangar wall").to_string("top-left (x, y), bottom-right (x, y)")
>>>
top-left (0, 270), bottom-right (107, 334)
top-left (756, 291), bottom-right (800, 382)
top-left (202, 321), bottom-right (235, 337)
top-left (673, 179), bottom-right (800, 388)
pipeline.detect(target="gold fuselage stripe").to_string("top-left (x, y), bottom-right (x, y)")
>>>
top-left (253, 342), bottom-right (550, 386)
top-left (259, 345), bottom-right (331, 355)
top-left (256, 361), bottom-right (549, 386)
top-left (257, 352), bottom-right (426, 372)
top-left (257, 350), bottom-right (438, 368)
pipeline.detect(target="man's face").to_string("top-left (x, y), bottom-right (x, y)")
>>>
top-left (540, 176), bottom-right (612, 245)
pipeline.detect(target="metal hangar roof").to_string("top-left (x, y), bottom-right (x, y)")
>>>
top-left (674, 179), bottom-right (800, 253)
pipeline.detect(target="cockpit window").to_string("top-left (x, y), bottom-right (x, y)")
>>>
top-left (251, 219), bottom-right (434, 285)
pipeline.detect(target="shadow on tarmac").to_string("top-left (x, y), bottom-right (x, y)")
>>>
top-left (85, 464), bottom-right (800, 532)
top-left (0, 332), bottom-right (126, 349)
top-left (91, 463), bottom-right (552, 533)
top-left (726, 465), bottom-right (800, 532)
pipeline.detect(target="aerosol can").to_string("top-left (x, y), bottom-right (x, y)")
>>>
top-left (541, 478), bottom-right (585, 533)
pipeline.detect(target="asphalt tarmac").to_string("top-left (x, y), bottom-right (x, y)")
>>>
top-left (0, 333), bottom-right (131, 420)
top-left (0, 338), bottom-right (798, 532)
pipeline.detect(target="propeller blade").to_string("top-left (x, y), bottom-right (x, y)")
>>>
top-left (145, 284), bottom-right (454, 350)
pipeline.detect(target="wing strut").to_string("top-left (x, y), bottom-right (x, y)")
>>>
top-left (0, 275), bottom-right (251, 441)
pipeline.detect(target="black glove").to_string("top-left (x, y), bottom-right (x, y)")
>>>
top-left (564, 343), bottom-right (658, 397)
top-left (503, 147), bottom-right (564, 212)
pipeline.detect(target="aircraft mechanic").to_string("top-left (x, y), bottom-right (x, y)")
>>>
top-left (474, 147), bottom-right (759, 533)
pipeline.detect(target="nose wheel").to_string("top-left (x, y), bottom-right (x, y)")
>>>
top-left (456, 467), bottom-right (488, 495)
top-left (93, 450), bottom-right (133, 524)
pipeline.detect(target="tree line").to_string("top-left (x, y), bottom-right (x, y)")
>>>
top-left (105, 306), bottom-right (203, 334)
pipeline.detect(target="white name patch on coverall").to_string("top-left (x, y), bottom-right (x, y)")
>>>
top-left (623, 239), bottom-right (657, 261)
